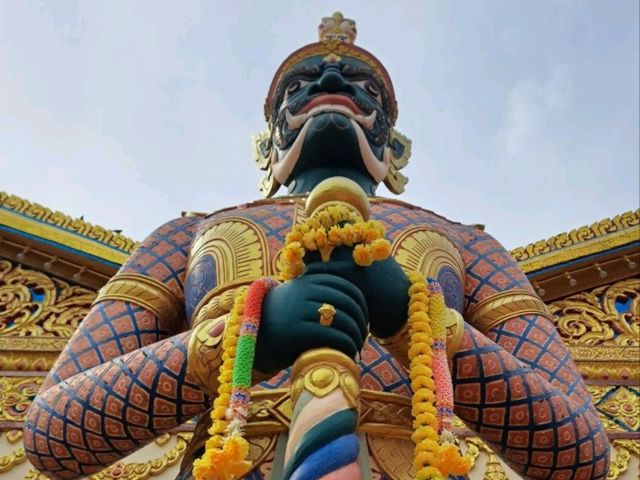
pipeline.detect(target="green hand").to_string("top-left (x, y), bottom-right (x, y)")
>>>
top-left (255, 272), bottom-right (369, 374)
top-left (304, 246), bottom-right (410, 339)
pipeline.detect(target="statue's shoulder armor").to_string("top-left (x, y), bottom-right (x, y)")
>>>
top-left (184, 198), bottom-right (303, 324)
top-left (371, 198), bottom-right (469, 312)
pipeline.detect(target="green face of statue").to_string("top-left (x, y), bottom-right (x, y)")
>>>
top-left (268, 56), bottom-right (394, 195)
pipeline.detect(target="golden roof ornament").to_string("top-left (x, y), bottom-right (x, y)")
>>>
top-left (318, 12), bottom-right (357, 44)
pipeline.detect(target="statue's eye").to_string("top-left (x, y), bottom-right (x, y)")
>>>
top-left (284, 79), bottom-right (310, 102)
top-left (287, 80), bottom-right (301, 95)
top-left (364, 82), bottom-right (380, 98)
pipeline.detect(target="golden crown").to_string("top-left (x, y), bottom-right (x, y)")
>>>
top-left (317, 12), bottom-right (357, 43)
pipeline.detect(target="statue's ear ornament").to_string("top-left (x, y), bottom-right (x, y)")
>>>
top-left (384, 129), bottom-right (411, 195)
top-left (253, 128), bottom-right (280, 198)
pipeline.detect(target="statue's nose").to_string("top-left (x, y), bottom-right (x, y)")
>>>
top-left (310, 69), bottom-right (355, 95)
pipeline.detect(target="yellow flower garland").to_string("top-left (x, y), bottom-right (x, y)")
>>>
top-left (407, 272), bottom-right (445, 480)
top-left (193, 291), bottom-right (251, 480)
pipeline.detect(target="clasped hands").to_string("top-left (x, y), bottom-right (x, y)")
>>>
top-left (254, 246), bottom-right (410, 374)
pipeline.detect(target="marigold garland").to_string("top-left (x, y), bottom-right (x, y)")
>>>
top-left (193, 278), bottom-right (278, 480)
top-left (279, 205), bottom-right (390, 280)
top-left (407, 273), bottom-right (471, 479)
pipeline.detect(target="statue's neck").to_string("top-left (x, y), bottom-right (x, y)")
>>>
top-left (286, 168), bottom-right (378, 196)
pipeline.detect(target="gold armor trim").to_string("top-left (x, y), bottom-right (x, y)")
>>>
top-left (374, 306), bottom-right (465, 369)
top-left (186, 315), bottom-right (226, 398)
top-left (466, 289), bottom-right (550, 333)
top-left (374, 323), bottom-right (411, 370)
top-left (445, 308), bottom-right (466, 361)
top-left (241, 388), bottom-right (413, 438)
top-left (392, 227), bottom-right (465, 281)
top-left (94, 273), bottom-right (184, 328)
top-left (191, 280), bottom-right (252, 327)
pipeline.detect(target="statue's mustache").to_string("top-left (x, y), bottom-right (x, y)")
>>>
top-left (285, 104), bottom-right (377, 131)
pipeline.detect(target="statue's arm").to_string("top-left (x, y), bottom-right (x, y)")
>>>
top-left (24, 330), bottom-right (209, 479)
top-left (455, 225), bottom-right (610, 479)
top-left (23, 217), bottom-right (215, 479)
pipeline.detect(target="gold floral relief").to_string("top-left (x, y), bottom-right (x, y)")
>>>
top-left (588, 385), bottom-right (640, 432)
top-left (463, 437), bottom-right (509, 480)
top-left (607, 439), bottom-right (640, 480)
top-left (0, 377), bottom-right (44, 422)
top-left (0, 431), bottom-right (26, 474)
top-left (0, 260), bottom-right (95, 338)
top-left (548, 278), bottom-right (639, 347)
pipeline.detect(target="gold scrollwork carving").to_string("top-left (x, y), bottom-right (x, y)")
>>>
top-left (549, 279), bottom-right (639, 347)
top-left (607, 439), bottom-right (640, 480)
top-left (0, 191), bottom-right (138, 254)
top-left (0, 259), bottom-right (95, 338)
top-left (587, 385), bottom-right (640, 432)
top-left (0, 377), bottom-right (44, 422)
top-left (0, 447), bottom-right (26, 474)
top-left (510, 209), bottom-right (639, 263)
top-left (82, 432), bottom-right (193, 480)
top-left (463, 437), bottom-right (509, 480)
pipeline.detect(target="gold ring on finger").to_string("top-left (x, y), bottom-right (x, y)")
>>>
top-left (318, 303), bottom-right (336, 327)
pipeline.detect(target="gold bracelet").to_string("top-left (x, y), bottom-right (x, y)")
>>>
top-left (191, 281), bottom-right (253, 328)
top-left (94, 273), bottom-right (184, 330)
top-left (444, 308), bottom-right (465, 361)
top-left (187, 313), bottom-right (275, 395)
top-left (374, 323), bottom-right (411, 370)
top-left (466, 289), bottom-right (550, 334)
top-left (376, 306), bottom-right (466, 368)
top-left (187, 315), bottom-right (227, 398)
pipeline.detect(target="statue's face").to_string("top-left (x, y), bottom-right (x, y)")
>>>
top-left (268, 55), bottom-right (394, 193)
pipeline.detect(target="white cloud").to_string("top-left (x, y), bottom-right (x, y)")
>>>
top-left (496, 66), bottom-right (572, 157)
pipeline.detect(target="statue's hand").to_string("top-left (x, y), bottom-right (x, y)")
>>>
top-left (254, 272), bottom-right (369, 374)
top-left (304, 247), bottom-right (410, 339)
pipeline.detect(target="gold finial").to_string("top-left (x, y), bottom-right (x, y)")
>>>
top-left (318, 11), bottom-right (357, 44)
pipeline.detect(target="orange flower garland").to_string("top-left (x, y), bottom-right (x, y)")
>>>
top-left (279, 205), bottom-right (390, 280)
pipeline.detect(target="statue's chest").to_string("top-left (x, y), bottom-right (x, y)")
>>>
top-left (184, 200), bottom-right (465, 326)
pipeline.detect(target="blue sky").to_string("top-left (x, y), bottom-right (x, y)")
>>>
top-left (1, 1), bottom-right (638, 248)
